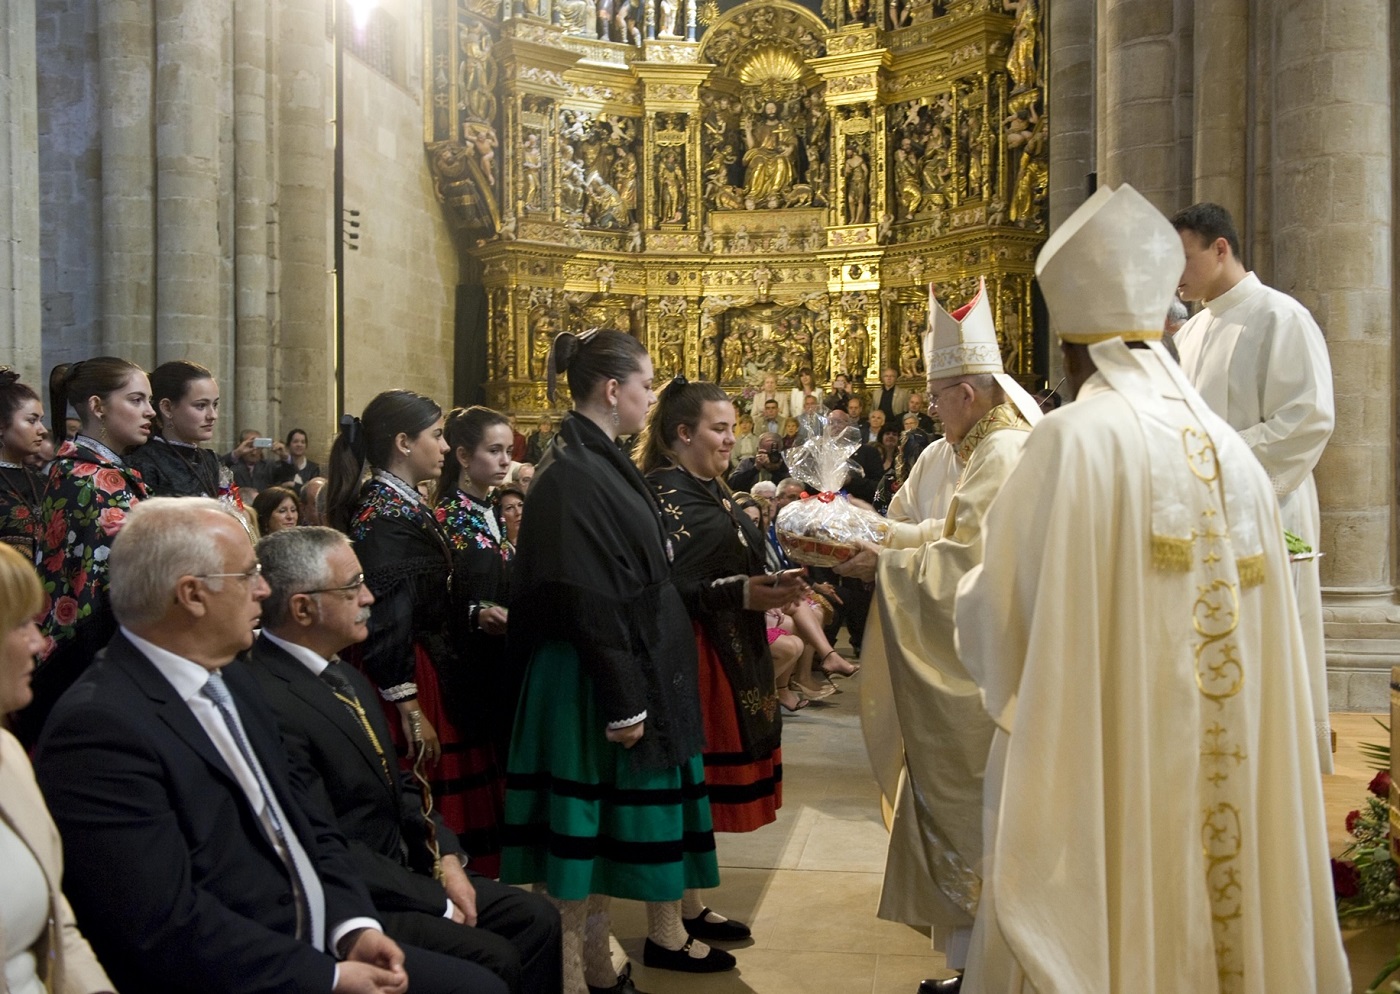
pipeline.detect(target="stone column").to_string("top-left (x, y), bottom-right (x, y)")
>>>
top-left (98, 0), bottom-right (156, 366)
top-left (1191, 0), bottom-right (1247, 219)
top-left (0, 0), bottom-right (41, 382)
top-left (1045, 0), bottom-right (1094, 384)
top-left (1100, 0), bottom-right (1188, 213)
top-left (1272, 0), bottom-right (1397, 705)
top-left (154, 0), bottom-right (223, 367)
top-left (276, 0), bottom-right (334, 441)
top-left (233, 0), bottom-right (271, 439)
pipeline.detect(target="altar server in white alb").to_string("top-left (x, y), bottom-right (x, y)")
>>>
top-left (843, 279), bottom-right (1042, 994)
top-left (956, 184), bottom-right (1348, 994)
top-left (1171, 201), bottom-right (1335, 772)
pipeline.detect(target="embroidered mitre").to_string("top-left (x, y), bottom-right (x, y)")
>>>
top-left (924, 278), bottom-right (1043, 427)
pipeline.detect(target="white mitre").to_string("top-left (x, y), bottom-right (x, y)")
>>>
top-left (1035, 184), bottom-right (1183, 343)
top-left (923, 277), bottom-right (1042, 426)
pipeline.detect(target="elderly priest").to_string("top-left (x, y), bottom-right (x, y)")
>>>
top-left (839, 278), bottom-right (1042, 993)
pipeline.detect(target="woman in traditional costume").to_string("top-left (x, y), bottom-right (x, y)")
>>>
top-left (128, 360), bottom-right (226, 500)
top-left (501, 330), bottom-right (727, 994)
top-left (326, 390), bottom-right (504, 874)
top-left (635, 379), bottom-right (810, 946)
top-left (0, 370), bottom-right (48, 561)
top-left (437, 405), bottom-right (518, 769)
top-left (19, 358), bottom-right (153, 746)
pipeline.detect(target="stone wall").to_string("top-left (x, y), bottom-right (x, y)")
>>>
top-left (341, 31), bottom-right (459, 418)
top-left (17, 0), bottom-right (458, 453)
top-left (34, 0), bottom-right (103, 370)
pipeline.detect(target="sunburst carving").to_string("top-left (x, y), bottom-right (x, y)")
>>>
top-left (738, 46), bottom-right (805, 88)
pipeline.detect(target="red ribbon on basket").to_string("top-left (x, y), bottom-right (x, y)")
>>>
top-left (800, 491), bottom-right (839, 503)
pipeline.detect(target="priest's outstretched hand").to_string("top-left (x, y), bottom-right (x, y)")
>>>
top-left (833, 541), bottom-right (881, 582)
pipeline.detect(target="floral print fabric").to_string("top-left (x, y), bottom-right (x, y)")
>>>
top-left (37, 441), bottom-right (148, 653)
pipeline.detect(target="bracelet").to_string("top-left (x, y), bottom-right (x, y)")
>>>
top-left (406, 709), bottom-right (424, 743)
top-left (468, 603), bottom-right (481, 632)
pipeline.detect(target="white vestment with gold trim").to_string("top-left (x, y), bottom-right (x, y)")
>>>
top-left (957, 345), bottom-right (1347, 994)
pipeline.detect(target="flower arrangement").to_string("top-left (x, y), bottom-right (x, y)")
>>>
top-left (1334, 724), bottom-right (1400, 992)
top-left (1333, 769), bottom-right (1398, 921)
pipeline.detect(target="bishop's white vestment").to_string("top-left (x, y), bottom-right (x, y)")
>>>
top-left (956, 344), bottom-right (1348, 994)
top-left (861, 437), bottom-right (962, 810)
top-left (886, 437), bottom-right (961, 525)
top-left (873, 406), bottom-right (1032, 939)
top-left (1174, 273), bottom-right (1335, 770)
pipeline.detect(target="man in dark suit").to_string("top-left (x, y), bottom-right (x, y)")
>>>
top-left (249, 526), bottom-right (561, 994)
top-left (34, 498), bottom-right (497, 994)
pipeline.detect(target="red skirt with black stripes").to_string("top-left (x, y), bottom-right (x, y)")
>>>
top-left (694, 625), bottom-right (782, 833)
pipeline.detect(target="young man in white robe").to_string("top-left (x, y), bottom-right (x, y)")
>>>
top-left (840, 279), bottom-right (1042, 994)
top-left (956, 184), bottom-right (1348, 994)
top-left (1171, 201), bottom-right (1335, 771)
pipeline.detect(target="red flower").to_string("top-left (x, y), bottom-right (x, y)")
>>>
top-left (1369, 770), bottom-right (1392, 799)
top-left (72, 461), bottom-right (99, 478)
top-left (44, 511), bottom-right (67, 550)
top-left (52, 595), bottom-right (80, 628)
top-left (72, 569), bottom-right (88, 596)
top-left (12, 505), bottom-right (29, 520)
top-left (94, 468), bottom-right (127, 495)
top-left (1332, 858), bottom-right (1361, 899)
top-left (97, 506), bottom-right (127, 537)
top-left (434, 507), bottom-right (448, 524)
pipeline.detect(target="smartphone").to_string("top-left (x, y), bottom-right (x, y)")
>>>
top-left (252, 437), bottom-right (274, 449)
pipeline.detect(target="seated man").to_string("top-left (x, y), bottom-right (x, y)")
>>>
top-left (250, 526), bottom-right (562, 994)
top-left (35, 497), bottom-right (492, 994)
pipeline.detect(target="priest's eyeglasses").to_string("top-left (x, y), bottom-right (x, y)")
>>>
top-left (300, 573), bottom-right (367, 598)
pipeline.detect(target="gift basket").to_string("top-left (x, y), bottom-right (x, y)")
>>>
top-left (775, 426), bottom-right (891, 566)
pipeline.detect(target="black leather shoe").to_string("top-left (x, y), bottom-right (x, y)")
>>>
top-left (587, 962), bottom-right (648, 994)
top-left (917, 974), bottom-right (963, 994)
top-left (642, 937), bottom-right (737, 973)
top-left (682, 907), bottom-right (753, 941)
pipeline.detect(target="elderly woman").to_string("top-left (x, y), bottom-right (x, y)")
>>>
top-left (0, 542), bottom-right (115, 994)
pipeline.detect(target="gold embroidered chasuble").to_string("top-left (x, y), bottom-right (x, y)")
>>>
top-left (956, 344), bottom-right (1347, 994)
top-left (872, 404), bottom-right (1033, 931)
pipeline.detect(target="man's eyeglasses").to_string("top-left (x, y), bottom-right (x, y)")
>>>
top-left (300, 573), bottom-right (367, 597)
top-left (195, 562), bottom-right (263, 583)
top-left (929, 381), bottom-right (969, 405)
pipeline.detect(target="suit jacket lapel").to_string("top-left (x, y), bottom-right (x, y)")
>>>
top-left (111, 633), bottom-right (243, 789)
top-left (257, 637), bottom-right (397, 802)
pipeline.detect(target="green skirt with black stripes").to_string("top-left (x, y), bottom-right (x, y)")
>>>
top-left (499, 640), bottom-right (721, 901)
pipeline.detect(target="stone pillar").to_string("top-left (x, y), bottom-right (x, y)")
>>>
top-left (1273, 0), bottom-right (1397, 706)
top-left (276, 0), bottom-right (334, 441)
top-left (1046, 0), bottom-right (1095, 384)
top-left (1100, 0), bottom-right (1188, 213)
top-left (1191, 0), bottom-right (1247, 219)
top-left (233, 0), bottom-right (271, 439)
top-left (98, 0), bottom-right (156, 365)
top-left (154, 0), bottom-right (224, 366)
top-left (0, 0), bottom-right (41, 382)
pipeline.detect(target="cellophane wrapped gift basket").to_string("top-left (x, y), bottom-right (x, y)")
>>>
top-left (775, 426), bottom-right (891, 566)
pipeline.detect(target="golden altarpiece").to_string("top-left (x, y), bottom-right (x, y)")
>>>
top-left (424, 0), bottom-right (1048, 410)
